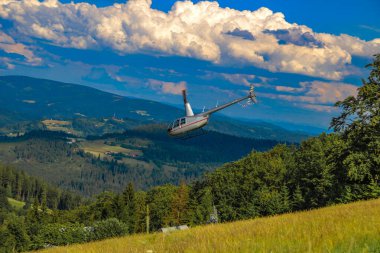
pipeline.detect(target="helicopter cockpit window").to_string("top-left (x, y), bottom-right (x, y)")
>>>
top-left (174, 119), bottom-right (180, 128)
top-left (181, 118), bottom-right (186, 125)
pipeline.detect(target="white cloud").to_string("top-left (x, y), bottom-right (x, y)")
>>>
top-left (275, 85), bottom-right (303, 92)
top-left (203, 71), bottom-right (256, 86)
top-left (316, 33), bottom-right (380, 57)
top-left (0, 0), bottom-right (379, 79)
top-left (147, 79), bottom-right (186, 95)
top-left (220, 73), bottom-right (255, 87)
top-left (202, 71), bottom-right (274, 88)
top-left (302, 81), bottom-right (358, 104)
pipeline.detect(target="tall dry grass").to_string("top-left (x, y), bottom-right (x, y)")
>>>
top-left (37, 198), bottom-right (380, 253)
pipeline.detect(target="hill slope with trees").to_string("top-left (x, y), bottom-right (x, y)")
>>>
top-left (0, 127), bottom-right (279, 196)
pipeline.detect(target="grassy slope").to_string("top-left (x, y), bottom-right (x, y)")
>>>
top-left (7, 197), bottom-right (25, 209)
top-left (39, 198), bottom-right (380, 253)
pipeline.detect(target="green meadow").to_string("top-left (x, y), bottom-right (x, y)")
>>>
top-left (7, 197), bottom-right (25, 210)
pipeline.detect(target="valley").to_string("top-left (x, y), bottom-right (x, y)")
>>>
top-left (0, 127), bottom-right (279, 196)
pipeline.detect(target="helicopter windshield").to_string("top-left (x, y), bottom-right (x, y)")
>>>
top-left (168, 119), bottom-right (181, 131)
top-left (167, 122), bottom-right (174, 131)
top-left (168, 118), bottom-right (188, 132)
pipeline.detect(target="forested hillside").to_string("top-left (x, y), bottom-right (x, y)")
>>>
top-left (0, 165), bottom-right (83, 211)
top-left (0, 128), bottom-right (278, 196)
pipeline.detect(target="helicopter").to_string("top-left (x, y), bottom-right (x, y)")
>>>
top-left (167, 85), bottom-right (257, 138)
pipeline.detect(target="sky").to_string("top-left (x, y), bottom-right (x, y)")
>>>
top-left (0, 0), bottom-right (379, 129)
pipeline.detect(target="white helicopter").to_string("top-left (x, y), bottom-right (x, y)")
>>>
top-left (167, 85), bottom-right (257, 138)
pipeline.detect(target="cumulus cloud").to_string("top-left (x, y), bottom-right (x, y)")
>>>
top-left (316, 33), bottom-right (380, 57)
top-left (147, 79), bottom-right (186, 95)
top-left (0, 0), bottom-right (379, 80)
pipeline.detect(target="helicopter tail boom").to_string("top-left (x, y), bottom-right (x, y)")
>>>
top-left (200, 84), bottom-right (256, 116)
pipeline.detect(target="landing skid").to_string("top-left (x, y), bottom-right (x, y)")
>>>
top-left (175, 128), bottom-right (208, 140)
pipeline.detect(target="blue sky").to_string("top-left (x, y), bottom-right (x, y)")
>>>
top-left (0, 0), bottom-right (379, 129)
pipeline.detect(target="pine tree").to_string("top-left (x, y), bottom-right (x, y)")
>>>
top-left (122, 183), bottom-right (136, 233)
top-left (171, 181), bottom-right (190, 225)
top-left (0, 186), bottom-right (11, 210)
top-left (133, 191), bottom-right (147, 233)
top-left (33, 197), bottom-right (40, 218)
top-left (292, 185), bottom-right (305, 210)
top-left (40, 188), bottom-right (49, 223)
top-left (4, 216), bottom-right (31, 252)
top-left (41, 188), bottom-right (47, 214)
top-left (366, 178), bottom-right (380, 199)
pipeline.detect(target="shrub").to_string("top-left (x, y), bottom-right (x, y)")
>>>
top-left (32, 223), bottom-right (90, 249)
top-left (91, 218), bottom-right (128, 241)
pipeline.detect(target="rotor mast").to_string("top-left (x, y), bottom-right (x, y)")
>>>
top-left (182, 90), bottom-right (194, 116)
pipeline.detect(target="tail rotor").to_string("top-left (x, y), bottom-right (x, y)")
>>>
top-left (241, 84), bottom-right (257, 107)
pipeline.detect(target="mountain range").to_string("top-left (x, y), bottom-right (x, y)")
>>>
top-left (0, 75), bottom-right (310, 142)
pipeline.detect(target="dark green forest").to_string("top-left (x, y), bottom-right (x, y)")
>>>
top-left (0, 126), bottom-right (279, 196)
top-left (0, 55), bottom-right (379, 252)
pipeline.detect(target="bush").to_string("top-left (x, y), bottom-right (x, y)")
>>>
top-left (0, 216), bottom-right (30, 252)
top-left (32, 223), bottom-right (90, 249)
top-left (0, 225), bottom-right (16, 253)
top-left (91, 218), bottom-right (128, 241)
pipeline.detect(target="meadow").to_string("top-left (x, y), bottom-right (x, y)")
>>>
top-left (38, 198), bottom-right (380, 253)
top-left (7, 197), bottom-right (25, 210)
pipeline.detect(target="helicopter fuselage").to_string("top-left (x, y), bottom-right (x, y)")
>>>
top-left (167, 85), bottom-right (256, 138)
top-left (167, 115), bottom-right (209, 136)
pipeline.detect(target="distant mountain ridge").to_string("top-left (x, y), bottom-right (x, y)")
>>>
top-left (0, 75), bottom-right (309, 142)
top-left (0, 75), bottom-right (181, 121)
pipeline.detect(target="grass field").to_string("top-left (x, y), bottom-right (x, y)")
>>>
top-left (41, 120), bottom-right (81, 136)
top-left (79, 140), bottom-right (152, 169)
top-left (7, 197), bottom-right (25, 210)
top-left (80, 140), bottom-right (142, 157)
top-left (37, 198), bottom-right (380, 253)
